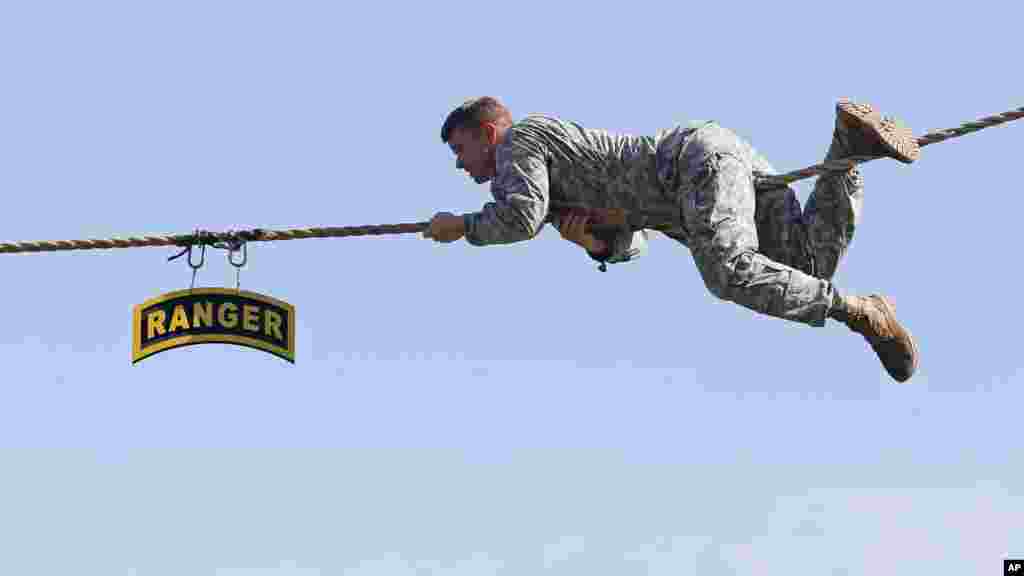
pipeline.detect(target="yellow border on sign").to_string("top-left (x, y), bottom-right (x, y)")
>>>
top-left (132, 287), bottom-right (296, 364)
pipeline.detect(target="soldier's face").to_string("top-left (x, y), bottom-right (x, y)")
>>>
top-left (448, 125), bottom-right (495, 184)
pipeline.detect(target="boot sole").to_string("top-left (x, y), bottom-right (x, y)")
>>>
top-left (837, 100), bottom-right (921, 164)
top-left (872, 295), bottom-right (919, 382)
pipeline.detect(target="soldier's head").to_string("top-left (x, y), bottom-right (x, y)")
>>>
top-left (441, 96), bottom-right (513, 184)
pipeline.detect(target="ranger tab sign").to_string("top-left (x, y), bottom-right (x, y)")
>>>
top-left (132, 288), bottom-right (295, 364)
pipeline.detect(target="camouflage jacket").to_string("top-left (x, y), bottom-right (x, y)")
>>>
top-left (462, 114), bottom-right (704, 270)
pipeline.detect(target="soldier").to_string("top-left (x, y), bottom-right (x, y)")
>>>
top-left (426, 96), bottom-right (919, 382)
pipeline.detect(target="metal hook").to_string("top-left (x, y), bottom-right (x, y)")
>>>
top-left (188, 230), bottom-right (207, 290)
top-left (188, 244), bottom-right (206, 270)
top-left (228, 242), bottom-right (247, 268)
top-left (187, 230), bottom-right (206, 270)
top-left (228, 242), bottom-right (246, 291)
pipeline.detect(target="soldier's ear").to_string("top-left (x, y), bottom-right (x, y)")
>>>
top-left (481, 122), bottom-right (498, 145)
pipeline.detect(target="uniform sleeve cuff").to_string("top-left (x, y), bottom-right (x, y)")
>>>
top-left (462, 213), bottom-right (482, 246)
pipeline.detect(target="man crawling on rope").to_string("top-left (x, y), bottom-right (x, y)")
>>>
top-left (425, 96), bottom-right (919, 382)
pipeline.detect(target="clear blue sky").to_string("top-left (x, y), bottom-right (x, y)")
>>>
top-left (1, 1), bottom-right (1021, 574)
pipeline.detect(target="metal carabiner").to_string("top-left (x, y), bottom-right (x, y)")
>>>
top-left (188, 230), bottom-right (207, 289)
top-left (188, 243), bottom-right (206, 270)
top-left (228, 242), bottom-right (247, 268)
top-left (167, 229), bottom-right (209, 290)
top-left (228, 242), bottom-right (247, 291)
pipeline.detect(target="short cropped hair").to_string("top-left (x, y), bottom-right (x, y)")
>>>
top-left (440, 96), bottom-right (512, 143)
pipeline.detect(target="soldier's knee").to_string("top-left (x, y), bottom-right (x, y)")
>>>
top-left (700, 250), bottom-right (783, 304)
top-left (699, 251), bottom-right (748, 301)
top-left (700, 273), bottom-right (729, 301)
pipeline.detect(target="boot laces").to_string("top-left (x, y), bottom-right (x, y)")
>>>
top-left (848, 297), bottom-right (895, 341)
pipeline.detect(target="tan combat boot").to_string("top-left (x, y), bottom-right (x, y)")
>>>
top-left (838, 294), bottom-right (919, 382)
top-left (834, 99), bottom-right (920, 164)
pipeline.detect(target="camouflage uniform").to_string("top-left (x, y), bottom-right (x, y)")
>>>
top-left (462, 115), bottom-right (863, 328)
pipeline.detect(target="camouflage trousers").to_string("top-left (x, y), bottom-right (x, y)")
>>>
top-left (662, 122), bottom-right (863, 327)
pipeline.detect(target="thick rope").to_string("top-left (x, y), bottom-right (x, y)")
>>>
top-left (0, 224), bottom-right (429, 254)
top-left (1, 104), bottom-right (1021, 255)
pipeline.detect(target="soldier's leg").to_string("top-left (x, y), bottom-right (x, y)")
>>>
top-left (677, 121), bottom-right (919, 381)
top-left (803, 113), bottom-right (866, 280)
top-left (753, 184), bottom-right (813, 275)
top-left (804, 99), bottom-right (920, 279)
top-left (678, 124), bottom-right (834, 327)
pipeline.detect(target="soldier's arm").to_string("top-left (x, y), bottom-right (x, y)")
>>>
top-left (463, 146), bottom-right (550, 246)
